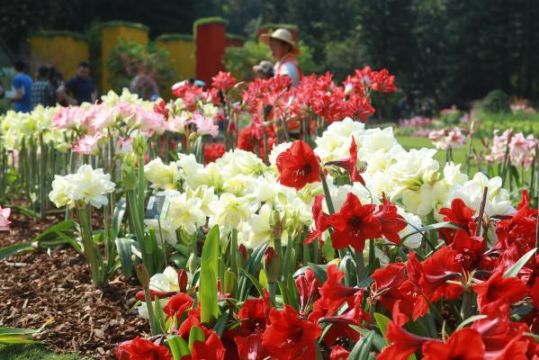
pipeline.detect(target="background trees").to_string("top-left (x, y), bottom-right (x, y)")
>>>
top-left (1, 0), bottom-right (538, 111)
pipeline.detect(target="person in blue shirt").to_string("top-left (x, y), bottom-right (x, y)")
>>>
top-left (9, 60), bottom-right (33, 113)
top-left (57, 61), bottom-right (96, 105)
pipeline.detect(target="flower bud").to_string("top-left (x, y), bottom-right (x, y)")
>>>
top-left (269, 210), bottom-right (284, 240)
top-left (223, 268), bottom-right (237, 296)
top-left (178, 269), bottom-right (188, 293)
top-left (135, 264), bottom-right (150, 289)
top-left (263, 247), bottom-right (281, 283)
top-left (238, 244), bottom-right (248, 268)
top-left (132, 135), bottom-right (148, 157)
top-left (121, 154), bottom-right (137, 190)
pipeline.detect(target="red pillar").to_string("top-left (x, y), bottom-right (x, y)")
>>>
top-left (195, 19), bottom-right (227, 84)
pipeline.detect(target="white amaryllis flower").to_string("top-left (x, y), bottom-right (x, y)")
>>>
top-left (447, 172), bottom-right (513, 216)
top-left (209, 193), bottom-right (252, 232)
top-left (49, 165), bottom-right (115, 209)
top-left (163, 192), bottom-right (207, 235)
top-left (144, 158), bottom-right (181, 190)
top-left (149, 266), bottom-right (180, 292)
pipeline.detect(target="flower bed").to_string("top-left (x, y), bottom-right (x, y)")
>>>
top-left (0, 68), bottom-right (537, 359)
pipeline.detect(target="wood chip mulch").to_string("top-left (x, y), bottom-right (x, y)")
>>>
top-left (0, 209), bottom-right (149, 359)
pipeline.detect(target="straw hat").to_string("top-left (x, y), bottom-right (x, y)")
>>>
top-left (260, 28), bottom-right (299, 54)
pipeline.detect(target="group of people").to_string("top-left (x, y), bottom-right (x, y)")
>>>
top-left (2, 28), bottom-right (301, 113)
top-left (1, 60), bottom-right (96, 113)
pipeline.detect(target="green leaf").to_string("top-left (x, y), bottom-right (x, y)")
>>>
top-left (200, 226), bottom-right (220, 323)
top-left (353, 326), bottom-right (386, 352)
top-left (0, 242), bottom-right (34, 260)
top-left (503, 248), bottom-right (536, 278)
top-left (373, 313), bottom-right (391, 341)
top-left (10, 205), bottom-right (39, 218)
top-left (167, 335), bottom-right (190, 360)
top-left (401, 222), bottom-right (458, 242)
top-left (238, 243), bottom-right (267, 301)
top-left (112, 197), bottom-right (127, 239)
top-left (294, 263), bottom-right (327, 283)
top-left (188, 326), bottom-right (205, 351)
top-left (348, 330), bottom-right (374, 360)
top-left (239, 268), bottom-right (265, 297)
top-left (457, 315), bottom-right (488, 330)
top-left (0, 334), bottom-right (37, 344)
top-left (115, 237), bottom-right (135, 277)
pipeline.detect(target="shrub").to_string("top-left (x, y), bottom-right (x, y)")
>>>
top-left (481, 89), bottom-right (511, 113)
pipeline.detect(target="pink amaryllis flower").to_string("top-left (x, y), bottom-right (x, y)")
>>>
top-left (0, 206), bottom-right (11, 231)
top-left (189, 113), bottom-right (219, 138)
top-left (73, 134), bottom-right (102, 155)
top-left (509, 132), bottom-right (536, 168)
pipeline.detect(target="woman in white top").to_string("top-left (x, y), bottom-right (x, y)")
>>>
top-left (260, 28), bottom-right (302, 87)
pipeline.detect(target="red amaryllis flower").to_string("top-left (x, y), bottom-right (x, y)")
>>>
top-left (450, 229), bottom-right (487, 272)
top-left (237, 290), bottom-right (271, 333)
top-left (190, 332), bottom-right (226, 360)
top-left (421, 328), bottom-right (485, 360)
top-left (295, 268), bottom-right (320, 315)
top-left (472, 270), bottom-right (528, 311)
top-left (471, 300), bottom-right (532, 359)
top-left (377, 321), bottom-right (429, 360)
top-left (163, 293), bottom-right (194, 319)
top-left (234, 333), bottom-right (268, 360)
top-left (415, 246), bottom-right (463, 302)
top-left (116, 337), bottom-right (172, 360)
top-left (374, 195), bottom-right (407, 244)
top-left (211, 71), bottom-right (236, 92)
top-left (276, 140), bottom-right (321, 190)
top-left (329, 345), bottom-right (349, 360)
top-left (204, 143), bottom-right (226, 165)
top-left (372, 260), bottom-right (429, 326)
top-left (438, 198), bottom-right (477, 242)
top-left (328, 193), bottom-right (380, 251)
top-left (325, 138), bottom-right (365, 185)
top-left (311, 265), bottom-right (359, 319)
top-left (261, 305), bottom-right (322, 359)
top-left (305, 195), bottom-right (330, 244)
top-left (370, 68), bottom-right (397, 93)
top-left (153, 100), bottom-right (170, 119)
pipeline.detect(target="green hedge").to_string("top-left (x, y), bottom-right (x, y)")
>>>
top-left (29, 30), bottom-right (87, 41)
top-left (101, 21), bottom-right (149, 32)
top-left (156, 33), bottom-right (194, 42)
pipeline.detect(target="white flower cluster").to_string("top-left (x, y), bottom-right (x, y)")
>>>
top-left (49, 165), bottom-right (115, 209)
top-left (316, 118), bottom-right (513, 217)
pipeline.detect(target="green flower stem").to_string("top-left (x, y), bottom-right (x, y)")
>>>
top-left (39, 134), bottom-right (47, 219)
top-left (78, 205), bottom-right (105, 287)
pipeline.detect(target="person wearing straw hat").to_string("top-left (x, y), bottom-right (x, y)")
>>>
top-left (260, 28), bottom-right (302, 87)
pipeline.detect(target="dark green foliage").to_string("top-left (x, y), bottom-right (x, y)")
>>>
top-left (481, 90), bottom-right (511, 113)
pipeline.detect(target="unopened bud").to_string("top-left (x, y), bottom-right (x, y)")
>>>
top-left (178, 269), bottom-right (188, 292)
top-left (132, 135), bottom-right (148, 157)
top-left (121, 154), bottom-right (137, 190)
top-left (263, 247), bottom-right (281, 283)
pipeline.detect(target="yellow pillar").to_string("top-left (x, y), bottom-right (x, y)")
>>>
top-left (30, 31), bottom-right (89, 79)
top-left (101, 21), bottom-right (149, 92)
top-left (155, 34), bottom-right (195, 81)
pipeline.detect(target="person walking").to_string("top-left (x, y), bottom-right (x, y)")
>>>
top-left (57, 61), bottom-right (96, 105)
top-left (260, 28), bottom-right (302, 87)
top-left (8, 60), bottom-right (33, 113)
top-left (31, 66), bottom-right (56, 108)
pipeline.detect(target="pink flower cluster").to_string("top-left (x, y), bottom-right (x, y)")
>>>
top-left (398, 116), bottom-right (432, 128)
top-left (487, 129), bottom-right (537, 168)
top-left (428, 127), bottom-right (466, 150)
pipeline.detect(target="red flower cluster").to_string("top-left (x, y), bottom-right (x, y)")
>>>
top-left (203, 143), bottom-right (226, 164)
top-left (211, 71), bottom-right (237, 92)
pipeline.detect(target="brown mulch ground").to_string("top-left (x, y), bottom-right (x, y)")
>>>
top-left (0, 208), bottom-right (149, 359)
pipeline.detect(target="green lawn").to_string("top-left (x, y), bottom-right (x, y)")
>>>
top-left (396, 136), bottom-right (483, 167)
top-left (0, 345), bottom-right (83, 360)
